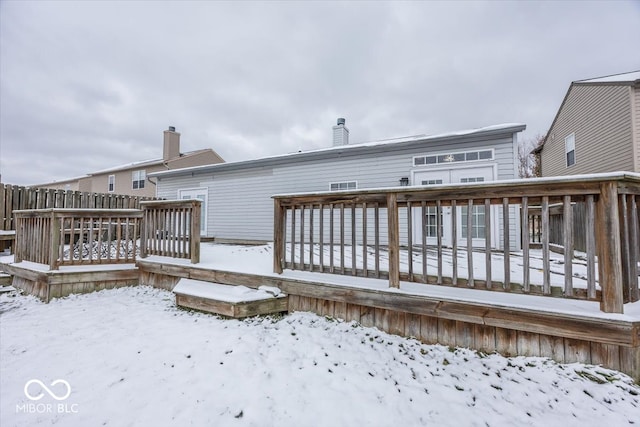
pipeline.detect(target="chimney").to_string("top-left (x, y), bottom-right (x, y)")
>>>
top-left (163, 126), bottom-right (180, 161)
top-left (332, 117), bottom-right (349, 146)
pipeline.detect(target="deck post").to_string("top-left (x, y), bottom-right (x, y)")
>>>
top-left (190, 201), bottom-right (201, 264)
top-left (387, 192), bottom-right (400, 288)
top-left (49, 211), bottom-right (60, 270)
top-left (596, 182), bottom-right (624, 313)
top-left (273, 198), bottom-right (284, 274)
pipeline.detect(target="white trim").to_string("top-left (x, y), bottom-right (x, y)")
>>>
top-left (178, 187), bottom-right (209, 236)
top-left (565, 133), bottom-right (576, 167)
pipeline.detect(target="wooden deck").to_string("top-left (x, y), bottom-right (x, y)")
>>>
top-left (136, 257), bottom-right (640, 381)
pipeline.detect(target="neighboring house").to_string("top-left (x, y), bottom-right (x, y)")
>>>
top-left (37, 127), bottom-right (225, 197)
top-left (151, 120), bottom-right (526, 249)
top-left (535, 70), bottom-right (640, 177)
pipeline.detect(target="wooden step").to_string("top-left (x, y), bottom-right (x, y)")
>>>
top-left (0, 273), bottom-right (12, 287)
top-left (173, 278), bottom-right (288, 318)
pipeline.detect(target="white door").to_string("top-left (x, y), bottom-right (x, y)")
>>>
top-left (413, 166), bottom-right (497, 248)
top-left (179, 188), bottom-right (208, 236)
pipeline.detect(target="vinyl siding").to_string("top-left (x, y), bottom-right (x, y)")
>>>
top-left (541, 84), bottom-right (633, 176)
top-left (157, 132), bottom-right (519, 245)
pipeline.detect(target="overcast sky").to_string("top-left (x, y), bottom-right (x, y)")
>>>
top-left (1, 1), bottom-right (639, 186)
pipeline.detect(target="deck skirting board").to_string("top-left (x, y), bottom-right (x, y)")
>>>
top-left (137, 261), bottom-right (640, 381)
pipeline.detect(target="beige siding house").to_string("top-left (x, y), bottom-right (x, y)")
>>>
top-left (537, 71), bottom-right (640, 177)
top-left (37, 127), bottom-right (225, 197)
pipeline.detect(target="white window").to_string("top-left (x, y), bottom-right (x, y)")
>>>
top-left (414, 149), bottom-right (493, 167)
top-left (460, 177), bottom-right (486, 239)
top-left (108, 175), bottom-right (115, 192)
top-left (330, 181), bottom-right (357, 191)
top-left (132, 170), bottom-right (146, 189)
top-left (565, 133), bottom-right (576, 167)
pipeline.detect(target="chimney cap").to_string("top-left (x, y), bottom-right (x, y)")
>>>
top-left (337, 118), bottom-right (346, 126)
top-left (168, 126), bottom-right (176, 132)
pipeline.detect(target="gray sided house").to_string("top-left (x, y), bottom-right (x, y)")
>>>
top-left (151, 122), bottom-right (526, 249)
top-left (536, 70), bottom-right (640, 177)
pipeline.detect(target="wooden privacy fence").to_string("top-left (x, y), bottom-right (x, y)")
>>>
top-left (14, 209), bottom-right (143, 270)
top-left (13, 200), bottom-right (201, 269)
top-left (273, 173), bottom-right (640, 314)
top-left (139, 200), bottom-right (201, 263)
top-left (0, 183), bottom-right (155, 232)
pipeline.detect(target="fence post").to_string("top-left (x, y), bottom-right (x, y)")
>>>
top-left (49, 211), bottom-right (60, 270)
top-left (189, 200), bottom-right (201, 264)
top-left (596, 182), bottom-right (624, 313)
top-left (273, 198), bottom-right (284, 274)
top-left (387, 192), bottom-right (400, 289)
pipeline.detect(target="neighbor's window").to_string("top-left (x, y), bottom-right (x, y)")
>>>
top-left (414, 149), bottom-right (493, 167)
top-left (108, 175), bottom-right (115, 192)
top-left (132, 170), bottom-right (146, 189)
top-left (330, 181), bottom-right (357, 191)
top-left (565, 133), bottom-right (576, 167)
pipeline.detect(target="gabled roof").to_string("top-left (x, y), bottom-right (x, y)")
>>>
top-left (90, 149), bottom-right (214, 175)
top-left (539, 70), bottom-right (640, 152)
top-left (576, 70), bottom-right (640, 84)
top-left (150, 123), bottom-right (526, 179)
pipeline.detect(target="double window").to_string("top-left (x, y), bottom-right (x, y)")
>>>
top-left (565, 133), bottom-right (576, 167)
top-left (414, 149), bottom-right (493, 167)
top-left (132, 170), bottom-right (146, 190)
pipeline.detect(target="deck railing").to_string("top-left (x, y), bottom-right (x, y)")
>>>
top-left (14, 209), bottom-right (143, 270)
top-left (139, 200), bottom-right (201, 263)
top-left (273, 173), bottom-right (640, 314)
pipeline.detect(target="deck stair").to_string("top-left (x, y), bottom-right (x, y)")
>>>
top-left (173, 278), bottom-right (288, 318)
top-left (0, 273), bottom-right (12, 287)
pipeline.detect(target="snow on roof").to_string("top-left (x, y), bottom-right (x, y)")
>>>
top-left (150, 123), bottom-right (526, 179)
top-left (576, 70), bottom-right (640, 84)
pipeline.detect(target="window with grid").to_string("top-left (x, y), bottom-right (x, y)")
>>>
top-left (132, 170), bottom-right (146, 189)
top-left (108, 175), bottom-right (115, 192)
top-left (421, 179), bottom-right (443, 237)
top-left (460, 177), bottom-right (486, 239)
top-left (565, 133), bottom-right (576, 167)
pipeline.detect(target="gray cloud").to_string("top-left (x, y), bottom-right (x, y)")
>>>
top-left (1, 1), bottom-right (639, 185)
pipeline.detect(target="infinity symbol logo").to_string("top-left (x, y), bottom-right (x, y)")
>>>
top-left (24, 379), bottom-right (71, 401)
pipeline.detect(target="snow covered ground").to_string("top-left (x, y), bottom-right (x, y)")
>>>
top-left (1, 285), bottom-right (639, 427)
top-left (1, 243), bottom-right (639, 426)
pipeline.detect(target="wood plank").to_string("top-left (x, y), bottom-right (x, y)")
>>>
top-left (288, 294), bottom-right (301, 312)
top-left (374, 308), bottom-right (389, 333)
top-left (596, 182), bottom-right (624, 313)
top-left (360, 305), bottom-right (375, 327)
top-left (419, 315), bottom-right (438, 344)
top-left (386, 193), bottom-right (400, 288)
top-left (321, 299), bottom-right (335, 318)
top-left (564, 338), bottom-right (591, 363)
top-left (542, 196), bottom-right (550, 294)
top-left (619, 346), bottom-right (640, 381)
top-left (437, 318), bottom-right (456, 347)
top-left (474, 324), bottom-right (496, 354)
top-left (455, 320), bottom-right (474, 348)
top-left (516, 331), bottom-right (540, 357)
top-left (388, 310), bottom-right (405, 336)
top-left (333, 301), bottom-right (347, 321)
top-left (466, 199), bottom-right (474, 287)
top-left (495, 327), bottom-right (517, 357)
top-left (563, 196), bottom-right (574, 296)
top-left (346, 303), bottom-right (361, 323)
top-left (539, 334), bottom-right (565, 362)
top-left (405, 313), bottom-right (421, 339)
top-left (502, 198), bottom-right (510, 289)
top-left (590, 342), bottom-right (620, 371)
top-left (485, 199), bottom-right (492, 289)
